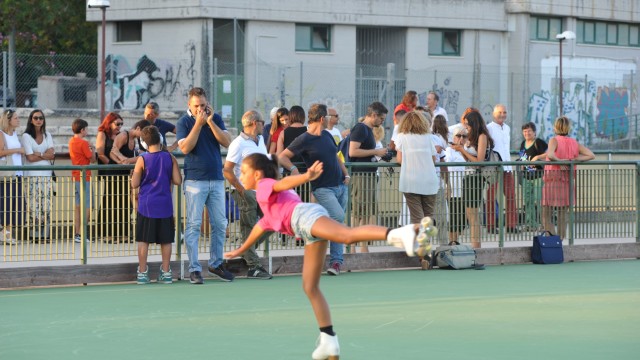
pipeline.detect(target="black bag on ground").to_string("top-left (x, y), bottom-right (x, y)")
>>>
top-left (432, 244), bottom-right (485, 270)
top-left (532, 231), bottom-right (563, 264)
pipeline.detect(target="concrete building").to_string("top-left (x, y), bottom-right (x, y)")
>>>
top-left (87, 0), bottom-right (640, 148)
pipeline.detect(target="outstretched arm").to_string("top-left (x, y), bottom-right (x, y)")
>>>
top-left (272, 160), bottom-right (323, 193)
top-left (224, 224), bottom-right (267, 259)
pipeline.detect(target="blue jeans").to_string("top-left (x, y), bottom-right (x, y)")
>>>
top-left (312, 184), bottom-right (347, 265)
top-left (183, 180), bottom-right (228, 272)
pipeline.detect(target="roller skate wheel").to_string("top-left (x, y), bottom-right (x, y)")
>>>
top-left (416, 232), bottom-right (428, 245)
top-left (420, 217), bottom-right (433, 228)
top-left (426, 226), bottom-right (438, 237)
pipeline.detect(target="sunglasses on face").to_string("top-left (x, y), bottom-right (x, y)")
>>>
top-left (114, 122), bottom-right (124, 126)
top-left (455, 134), bottom-right (468, 138)
top-left (32, 116), bottom-right (45, 121)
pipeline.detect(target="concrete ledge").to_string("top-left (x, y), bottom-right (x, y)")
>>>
top-left (2, 243), bottom-right (639, 289)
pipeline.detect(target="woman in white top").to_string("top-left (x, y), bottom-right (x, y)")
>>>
top-left (0, 109), bottom-right (26, 244)
top-left (395, 110), bottom-right (439, 224)
top-left (22, 109), bottom-right (56, 239)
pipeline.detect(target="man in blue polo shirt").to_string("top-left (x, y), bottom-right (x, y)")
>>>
top-left (279, 103), bottom-right (351, 275)
top-left (144, 101), bottom-right (178, 152)
top-left (176, 87), bottom-right (233, 284)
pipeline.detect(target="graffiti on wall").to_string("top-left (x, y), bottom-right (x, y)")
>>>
top-left (532, 57), bottom-right (636, 144)
top-left (417, 76), bottom-right (461, 121)
top-left (105, 41), bottom-right (197, 110)
top-left (597, 86), bottom-right (629, 140)
top-left (526, 79), bottom-right (597, 144)
top-left (526, 80), bottom-right (634, 144)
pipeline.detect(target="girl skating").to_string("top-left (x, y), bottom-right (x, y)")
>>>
top-left (224, 153), bottom-right (435, 359)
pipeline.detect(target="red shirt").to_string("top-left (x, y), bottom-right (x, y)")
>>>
top-left (68, 136), bottom-right (92, 181)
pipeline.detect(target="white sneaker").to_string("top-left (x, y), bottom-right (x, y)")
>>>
top-left (312, 332), bottom-right (340, 360)
top-left (387, 217), bottom-right (435, 257)
top-left (74, 234), bottom-right (93, 243)
top-left (2, 230), bottom-right (16, 245)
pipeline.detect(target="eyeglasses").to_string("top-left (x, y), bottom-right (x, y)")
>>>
top-left (114, 122), bottom-right (124, 126)
top-left (3, 109), bottom-right (14, 117)
top-left (32, 116), bottom-right (45, 121)
top-left (455, 134), bottom-right (468, 138)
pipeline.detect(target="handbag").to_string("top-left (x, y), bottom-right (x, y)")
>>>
top-left (532, 231), bottom-right (564, 264)
top-left (479, 147), bottom-right (502, 184)
top-left (432, 244), bottom-right (485, 270)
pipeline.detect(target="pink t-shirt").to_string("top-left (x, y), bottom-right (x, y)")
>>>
top-left (256, 178), bottom-right (302, 236)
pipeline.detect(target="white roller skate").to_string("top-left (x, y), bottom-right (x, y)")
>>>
top-left (312, 332), bottom-right (340, 360)
top-left (386, 217), bottom-right (436, 257)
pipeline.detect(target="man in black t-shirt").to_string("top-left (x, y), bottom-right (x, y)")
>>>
top-left (279, 104), bottom-right (351, 275)
top-left (347, 102), bottom-right (389, 252)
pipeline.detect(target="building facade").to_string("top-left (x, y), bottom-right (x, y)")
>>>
top-left (87, 0), bottom-right (639, 147)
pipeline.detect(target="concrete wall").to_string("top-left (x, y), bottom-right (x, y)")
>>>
top-left (243, 21), bottom-right (357, 118)
top-left (85, 0), bottom-right (640, 147)
top-left (89, 0), bottom-right (508, 30)
top-left (506, 0), bottom-right (639, 22)
top-left (3, 244), bottom-right (639, 288)
top-left (97, 18), bottom-right (208, 111)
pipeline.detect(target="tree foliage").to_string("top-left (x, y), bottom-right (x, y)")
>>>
top-left (0, 0), bottom-right (96, 54)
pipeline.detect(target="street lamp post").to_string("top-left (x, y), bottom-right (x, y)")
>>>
top-left (88, 0), bottom-right (111, 121)
top-left (555, 30), bottom-right (576, 117)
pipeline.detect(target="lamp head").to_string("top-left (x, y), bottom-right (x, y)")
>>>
top-left (556, 31), bottom-right (576, 40)
top-left (87, 0), bottom-right (110, 8)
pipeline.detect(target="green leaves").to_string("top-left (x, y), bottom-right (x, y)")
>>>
top-left (0, 0), bottom-right (96, 54)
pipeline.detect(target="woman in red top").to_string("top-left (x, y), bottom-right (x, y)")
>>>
top-left (268, 107), bottom-right (289, 155)
top-left (541, 116), bottom-right (595, 240)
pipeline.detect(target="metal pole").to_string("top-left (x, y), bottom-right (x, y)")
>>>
top-left (299, 61), bottom-right (303, 105)
top-left (100, 7), bottom-right (107, 121)
top-left (213, 57), bottom-right (218, 113)
top-left (558, 38), bottom-right (563, 117)
top-left (385, 63), bottom-right (395, 143)
top-left (2, 51), bottom-right (6, 108)
top-left (233, 18), bottom-right (238, 129)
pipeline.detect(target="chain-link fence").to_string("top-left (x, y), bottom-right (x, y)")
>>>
top-left (2, 49), bottom-right (638, 150)
top-left (1, 52), bottom-right (97, 109)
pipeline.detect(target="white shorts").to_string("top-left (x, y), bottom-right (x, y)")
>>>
top-left (290, 203), bottom-right (329, 245)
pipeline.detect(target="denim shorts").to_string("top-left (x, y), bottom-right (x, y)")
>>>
top-left (74, 180), bottom-right (90, 208)
top-left (290, 203), bottom-right (329, 245)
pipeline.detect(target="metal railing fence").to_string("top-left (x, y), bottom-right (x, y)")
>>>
top-left (1, 161), bottom-right (638, 264)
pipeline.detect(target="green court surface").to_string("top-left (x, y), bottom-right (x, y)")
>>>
top-left (1, 260), bottom-right (639, 360)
